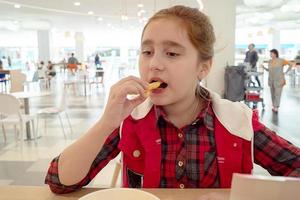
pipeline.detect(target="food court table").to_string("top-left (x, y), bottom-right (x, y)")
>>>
top-left (0, 186), bottom-right (230, 200)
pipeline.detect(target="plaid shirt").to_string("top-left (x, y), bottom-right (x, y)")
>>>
top-left (45, 100), bottom-right (300, 194)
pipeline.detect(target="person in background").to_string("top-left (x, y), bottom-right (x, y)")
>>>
top-left (67, 53), bottom-right (79, 75)
top-left (45, 5), bottom-right (300, 194)
top-left (1, 56), bottom-right (8, 69)
top-left (46, 61), bottom-right (56, 88)
top-left (37, 61), bottom-right (47, 80)
top-left (47, 61), bottom-right (56, 77)
top-left (0, 59), bottom-right (3, 70)
top-left (7, 56), bottom-right (11, 67)
top-left (94, 53), bottom-right (102, 69)
top-left (295, 51), bottom-right (300, 65)
top-left (244, 43), bottom-right (261, 87)
top-left (262, 49), bottom-right (293, 113)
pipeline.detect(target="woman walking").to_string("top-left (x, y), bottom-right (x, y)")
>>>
top-left (263, 49), bottom-right (293, 112)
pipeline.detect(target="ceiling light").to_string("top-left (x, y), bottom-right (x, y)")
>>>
top-left (268, 27), bottom-right (275, 34)
top-left (137, 3), bottom-right (144, 8)
top-left (97, 17), bottom-right (103, 21)
top-left (88, 11), bottom-right (94, 15)
top-left (121, 15), bottom-right (128, 21)
top-left (14, 4), bottom-right (21, 8)
top-left (257, 30), bottom-right (263, 36)
top-left (74, 2), bottom-right (80, 6)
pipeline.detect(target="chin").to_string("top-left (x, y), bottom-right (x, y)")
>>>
top-left (150, 96), bottom-right (171, 106)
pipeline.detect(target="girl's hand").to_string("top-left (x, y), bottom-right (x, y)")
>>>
top-left (100, 76), bottom-right (149, 130)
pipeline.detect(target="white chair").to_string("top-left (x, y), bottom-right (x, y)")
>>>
top-left (0, 94), bottom-right (37, 145)
top-left (36, 93), bottom-right (73, 139)
top-left (89, 70), bottom-right (104, 93)
top-left (10, 70), bottom-right (26, 93)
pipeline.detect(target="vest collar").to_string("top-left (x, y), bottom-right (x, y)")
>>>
top-left (130, 89), bottom-right (253, 141)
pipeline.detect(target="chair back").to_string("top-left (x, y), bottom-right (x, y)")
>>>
top-left (10, 70), bottom-right (26, 92)
top-left (0, 94), bottom-right (20, 116)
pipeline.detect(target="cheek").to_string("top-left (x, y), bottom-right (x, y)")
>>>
top-left (138, 60), bottom-right (148, 80)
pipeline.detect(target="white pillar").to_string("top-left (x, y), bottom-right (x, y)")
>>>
top-left (75, 32), bottom-right (84, 62)
top-left (37, 30), bottom-right (51, 62)
top-left (271, 29), bottom-right (280, 50)
top-left (203, 0), bottom-right (236, 96)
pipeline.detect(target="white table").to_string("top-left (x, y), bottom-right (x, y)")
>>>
top-left (11, 91), bottom-right (51, 140)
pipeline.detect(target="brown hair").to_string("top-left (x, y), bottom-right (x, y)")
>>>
top-left (142, 5), bottom-right (216, 61)
top-left (270, 49), bottom-right (279, 58)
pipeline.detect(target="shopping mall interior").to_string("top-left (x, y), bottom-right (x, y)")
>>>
top-left (0, 0), bottom-right (299, 199)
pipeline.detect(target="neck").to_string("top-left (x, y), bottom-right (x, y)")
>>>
top-left (163, 94), bottom-right (203, 128)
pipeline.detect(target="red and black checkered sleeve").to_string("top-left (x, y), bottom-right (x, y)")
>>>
top-left (254, 124), bottom-right (300, 177)
top-left (45, 128), bottom-right (121, 194)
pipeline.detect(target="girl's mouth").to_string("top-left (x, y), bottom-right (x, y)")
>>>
top-left (149, 80), bottom-right (168, 89)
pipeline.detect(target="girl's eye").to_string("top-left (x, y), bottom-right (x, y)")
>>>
top-left (142, 50), bottom-right (152, 55)
top-left (166, 52), bottom-right (179, 57)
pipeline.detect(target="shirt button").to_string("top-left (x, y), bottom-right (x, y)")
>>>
top-left (178, 132), bottom-right (183, 138)
top-left (178, 161), bottom-right (184, 167)
top-left (233, 143), bottom-right (237, 147)
top-left (133, 150), bottom-right (141, 158)
top-left (179, 183), bottom-right (185, 189)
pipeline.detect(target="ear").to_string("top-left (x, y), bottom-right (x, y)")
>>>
top-left (197, 59), bottom-right (212, 80)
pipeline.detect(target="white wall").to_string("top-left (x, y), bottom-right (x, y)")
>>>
top-left (0, 30), bottom-right (37, 47)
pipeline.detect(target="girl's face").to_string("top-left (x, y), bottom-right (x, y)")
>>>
top-left (139, 18), bottom-right (210, 106)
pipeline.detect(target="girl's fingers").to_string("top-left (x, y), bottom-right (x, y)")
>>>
top-left (114, 83), bottom-right (147, 100)
top-left (115, 76), bottom-right (148, 90)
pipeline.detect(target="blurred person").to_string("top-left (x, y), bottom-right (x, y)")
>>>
top-left (67, 53), bottom-right (79, 74)
top-left (46, 61), bottom-right (56, 88)
top-left (244, 43), bottom-right (261, 87)
top-left (7, 56), bottom-right (11, 67)
top-left (262, 49), bottom-right (293, 113)
top-left (37, 61), bottom-right (47, 80)
top-left (94, 53), bottom-right (102, 69)
top-left (1, 56), bottom-right (8, 69)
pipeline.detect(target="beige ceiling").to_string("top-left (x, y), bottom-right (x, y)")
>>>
top-left (0, 0), bottom-right (299, 31)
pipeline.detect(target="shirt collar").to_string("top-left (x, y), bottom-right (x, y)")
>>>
top-left (154, 91), bottom-right (215, 131)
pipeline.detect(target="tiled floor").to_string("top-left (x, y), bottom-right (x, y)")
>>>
top-left (0, 67), bottom-right (299, 188)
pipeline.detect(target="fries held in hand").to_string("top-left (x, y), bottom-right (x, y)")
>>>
top-left (145, 81), bottom-right (161, 96)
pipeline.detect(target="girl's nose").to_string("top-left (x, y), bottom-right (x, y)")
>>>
top-left (149, 53), bottom-right (164, 71)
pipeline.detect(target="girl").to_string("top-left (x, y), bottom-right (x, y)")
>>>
top-left (45, 5), bottom-right (300, 194)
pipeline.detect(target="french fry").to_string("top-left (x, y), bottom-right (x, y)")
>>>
top-left (145, 81), bottom-right (161, 96)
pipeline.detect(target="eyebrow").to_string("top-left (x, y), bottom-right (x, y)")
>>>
top-left (141, 39), bottom-right (185, 50)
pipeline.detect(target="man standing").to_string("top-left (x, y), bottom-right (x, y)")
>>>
top-left (244, 43), bottom-right (261, 87)
top-left (94, 53), bottom-right (102, 69)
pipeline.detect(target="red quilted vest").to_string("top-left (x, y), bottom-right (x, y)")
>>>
top-left (118, 107), bottom-right (262, 188)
